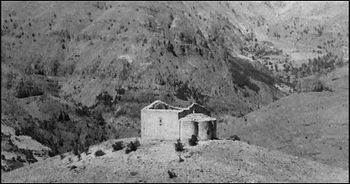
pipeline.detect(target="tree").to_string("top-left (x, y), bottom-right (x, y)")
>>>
top-left (51, 60), bottom-right (60, 76)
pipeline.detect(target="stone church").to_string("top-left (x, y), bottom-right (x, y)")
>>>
top-left (141, 100), bottom-right (217, 141)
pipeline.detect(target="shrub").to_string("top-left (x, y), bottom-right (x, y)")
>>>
top-left (69, 165), bottom-right (77, 170)
top-left (188, 135), bottom-right (198, 146)
top-left (229, 135), bottom-right (240, 141)
top-left (167, 170), bottom-right (177, 178)
top-left (96, 91), bottom-right (113, 106)
top-left (174, 139), bottom-right (184, 152)
top-left (112, 141), bottom-right (124, 152)
top-left (125, 139), bottom-right (140, 154)
top-left (58, 111), bottom-right (70, 122)
top-left (94, 149), bottom-right (105, 157)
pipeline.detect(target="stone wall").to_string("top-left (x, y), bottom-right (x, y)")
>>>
top-left (180, 121), bottom-right (198, 141)
top-left (198, 121), bottom-right (215, 140)
top-left (141, 109), bottom-right (180, 140)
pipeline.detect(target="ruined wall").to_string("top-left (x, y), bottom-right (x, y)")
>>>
top-left (180, 120), bottom-right (217, 141)
top-left (178, 104), bottom-right (211, 119)
top-left (141, 110), bottom-right (180, 140)
top-left (180, 121), bottom-right (198, 141)
top-left (198, 120), bottom-right (216, 140)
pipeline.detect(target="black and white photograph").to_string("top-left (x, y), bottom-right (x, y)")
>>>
top-left (1, 1), bottom-right (349, 183)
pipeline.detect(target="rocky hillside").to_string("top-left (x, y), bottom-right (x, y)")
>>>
top-left (1, 1), bottom-right (285, 111)
top-left (1, 1), bottom-right (286, 170)
top-left (1, 1), bottom-right (348, 173)
top-left (218, 64), bottom-right (349, 169)
top-left (1, 138), bottom-right (348, 183)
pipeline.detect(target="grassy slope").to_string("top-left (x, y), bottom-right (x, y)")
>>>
top-left (218, 65), bottom-right (349, 169)
top-left (1, 139), bottom-right (348, 183)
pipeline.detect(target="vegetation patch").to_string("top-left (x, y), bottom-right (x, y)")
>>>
top-left (94, 149), bottom-right (105, 157)
top-left (125, 139), bottom-right (141, 154)
top-left (112, 141), bottom-right (124, 152)
top-left (228, 135), bottom-right (240, 141)
top-left (15, 79), bottom-right (44, 98)
top-left (174, 139), bottom-right (184, 152)
top-left (188, 135), bottom-right (199, 146)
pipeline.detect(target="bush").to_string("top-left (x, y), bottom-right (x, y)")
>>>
top-left (174, 139), bottom-right (184, 152)
top-left (125, 139), bottom-right (140, 154)
top-left (94, 149), bottom-right (105, 157)
top-left (69, 165), bottom-right (77, 170)
top-left (96, 91), bottom-right (113, 106)
top-left (188, 135), bottom-right (198, 146)
top-left (167, 170), bottom-right (177, 178)
top-left (58, 111), bottom-right (70, 122)
top-left (229, 135), bottom-right (240, 141)
top-left (112, 141), bottom-right (124, 152)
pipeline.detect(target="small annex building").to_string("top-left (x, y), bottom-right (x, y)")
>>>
top-left (141, 100), bottom-right (217, 141)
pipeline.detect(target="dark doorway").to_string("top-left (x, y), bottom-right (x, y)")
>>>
top-left (193, 121), bottom-right (199, 137)
top-left (207, 121), bottom-right (214, 139)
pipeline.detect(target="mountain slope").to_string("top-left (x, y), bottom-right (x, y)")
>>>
top-left (1, 1), bottom-right (283, 111)
top-left (1, 1), bottom-right (348, 173)
top-left (218, 64), bottom-right (349, 169)
top-left (1, 1), bottom-right (286, 170)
